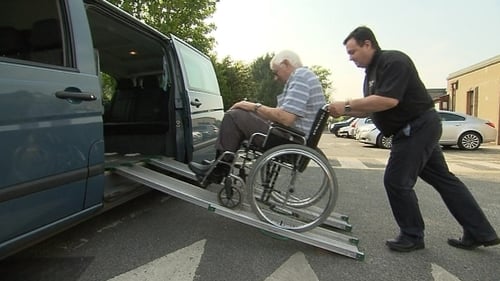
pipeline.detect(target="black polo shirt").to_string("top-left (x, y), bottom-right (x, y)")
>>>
top-left (364, 50), bottom-right (434, 136)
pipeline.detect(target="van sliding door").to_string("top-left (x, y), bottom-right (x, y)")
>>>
top-left (170, 35), bottom-right (224, 162)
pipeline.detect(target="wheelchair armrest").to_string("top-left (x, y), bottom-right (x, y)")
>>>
top-left (263, 123), bottom-right (307, 149)
top-left (269, 122), bottom-right (306, 137)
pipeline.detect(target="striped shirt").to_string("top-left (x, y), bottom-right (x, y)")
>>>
top-left (277, 67), bottom-right (326, 137)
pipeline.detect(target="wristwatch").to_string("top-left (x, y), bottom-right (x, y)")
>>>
top-left (254, 103), bottom-right (262, 112)
top-left (344, 101), bottom-right (352, 113)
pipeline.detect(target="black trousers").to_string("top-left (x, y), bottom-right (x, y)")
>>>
top-left (215, 109), bottom-right (269, 154)
top-left (384, 109), bottom-right (497, 241)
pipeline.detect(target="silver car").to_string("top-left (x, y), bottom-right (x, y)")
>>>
top-left (358, 110), bottom-right (497, 150)
top-left (337, 117), bottom-right (372, 139)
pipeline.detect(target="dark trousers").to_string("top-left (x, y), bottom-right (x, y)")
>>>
top-left (215, 109), bottom-right (269, 154)
top-left (384, 109), bottom-right (497, 241)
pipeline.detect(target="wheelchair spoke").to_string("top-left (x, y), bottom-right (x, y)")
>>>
top-left (247, 144), bottom-right (338, 232)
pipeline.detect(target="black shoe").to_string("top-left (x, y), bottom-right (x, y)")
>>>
top-left (202, 159), bottom-right (214, 165)
top-left (188, 161), bottom-right (229, 184)
top-left (447, 236), bottom-right (500, 250)
top-left (188, 161), bottom-right (212, 177)
top-left (386, 235), bottom-right (425, 252)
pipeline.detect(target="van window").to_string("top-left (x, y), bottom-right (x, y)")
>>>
top-left (1, 0), bottom-right (66, 67)
top-left (175, 41), bottom-right (220, 95)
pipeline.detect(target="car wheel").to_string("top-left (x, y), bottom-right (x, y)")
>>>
top-left (377, 134), bottom-right (392, 149)
top-left (457, 131), bottom-right (481, 150)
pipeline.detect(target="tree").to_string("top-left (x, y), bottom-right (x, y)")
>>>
top-left (310, 65), bottom-right (333, 102)
top-left (248, 54), bottom-right (282, 107)
top-left (105, 1), bottom-right (334, 109)
top-left (213, 56), bottom-right (256, 110)
top-left (107, 0), bottom-right (217, 53)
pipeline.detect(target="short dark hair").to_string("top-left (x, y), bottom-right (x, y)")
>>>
top-left (343, 26), bottom-right (381, 51)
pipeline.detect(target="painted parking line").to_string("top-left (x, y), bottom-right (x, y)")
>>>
top-left (447, 163), bottom-right (478, 173)
top-left (467, 160), bottom-right (500, 170)
top-left (106, 239), bottom-right (462, 281)
top-left (336, 157), bottom-right (371, 169)
top-left (329, 157), bottom-right (499, 174)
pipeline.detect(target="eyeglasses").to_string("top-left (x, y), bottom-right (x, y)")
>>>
top-left (271, 62), bottom-right (285, 76)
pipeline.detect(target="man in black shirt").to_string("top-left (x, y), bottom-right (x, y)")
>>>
top-left (329, 26), bottom-right (499, 252)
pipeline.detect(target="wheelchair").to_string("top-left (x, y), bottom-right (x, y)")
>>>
top-left (199, 104), bottom-right (338, 232)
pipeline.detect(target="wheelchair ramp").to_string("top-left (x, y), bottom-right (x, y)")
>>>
top-left (114, 162), bottom-right (364, 260)
top-left (149, 157), bottom-right (353, 231)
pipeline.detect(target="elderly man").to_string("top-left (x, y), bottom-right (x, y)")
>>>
top-left (189, 50), bottom-right (325, 182)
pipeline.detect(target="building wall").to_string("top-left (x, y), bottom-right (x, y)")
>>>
top-left (447, 55), bottom-right (500, 144)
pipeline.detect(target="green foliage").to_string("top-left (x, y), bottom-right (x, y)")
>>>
top-left (108, 0), bottom-right (217, 53)
top-left (213, 56), bottom-right (256, 110)
top-left (213, 54), bottom-right (333, 109)
top-left (310, 65), bottom-right (332, 101)
top-left (249, 53), bottom-right (283, 107)
top-left (101, 1), bottom-right (334, 110)
top-left (100, 72), bottom-right (116, 106)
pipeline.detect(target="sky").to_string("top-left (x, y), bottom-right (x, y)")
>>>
top-left (210, 0), bottom-right (500, 101)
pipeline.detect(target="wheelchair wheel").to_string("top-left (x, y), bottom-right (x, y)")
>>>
top-left (268, 148), bottom-right (329, 208)
top-left (246, 144), bottom-right (338, 232)
top-left (218, 177), bottom-right (243, 209)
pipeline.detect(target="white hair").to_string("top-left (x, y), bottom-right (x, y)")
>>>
top-left (270, 50), bottom-right (303, 69)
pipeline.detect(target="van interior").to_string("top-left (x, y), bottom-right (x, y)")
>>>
top-left (85, 6), bottom-right (177, 159)
top-left (1, 0), bottom-right (184, 174)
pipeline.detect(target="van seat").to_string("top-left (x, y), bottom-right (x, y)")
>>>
top-left (134, 75), bottom-right (167, 122)
top-left (104, 76), bottom-right (169, 154)
top-left (107, 78), bottom-right (137, 122)
top-left (104, 76), bottom-right (168, 137)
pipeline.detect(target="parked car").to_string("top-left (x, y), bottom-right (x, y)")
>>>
top-left (192, 131), bottom-right (203, 143)
top-left (357, 123), bottom-right (393, 149)
top-left (358, 111), bottom-right (497, 150)
top-left (194, 124), bottom-right (219, 140)
top-left (337, 118), bottom-right (357, 138)
top-left (337, 118), bottom-right (370, 139)
top-left (329, 117), bottom-right (356, 136)
top-left (353, 118), bottom-right (374, 140)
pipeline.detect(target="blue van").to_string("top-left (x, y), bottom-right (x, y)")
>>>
top-left (0, 0), bottom-right (223, 259)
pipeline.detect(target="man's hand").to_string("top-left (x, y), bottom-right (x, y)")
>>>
top-left (328, 102), bottom-right (346, 118)
top-left (230, 100), bottom-right (255, 111)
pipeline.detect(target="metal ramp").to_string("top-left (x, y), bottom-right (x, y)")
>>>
top-left (113, 158), bottom-right (364, 260)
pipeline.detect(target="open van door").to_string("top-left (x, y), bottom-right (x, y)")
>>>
top-left (170, 35), bottom-right (224, 162)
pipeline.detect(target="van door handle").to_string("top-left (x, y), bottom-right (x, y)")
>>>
top-left (190, 99), bottom-right (202, 108)
top-left (55, 90), bottom-right (97, 101)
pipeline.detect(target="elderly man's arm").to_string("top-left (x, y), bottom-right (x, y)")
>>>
top-left (230, 101), bottom-right (297, 126)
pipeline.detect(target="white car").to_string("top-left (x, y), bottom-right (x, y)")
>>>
top-left (358, 111), bottom-right (497, 150)
top-left (353, 118), bottom-right (374, 140)
top-left (357, 123), bottom-right (393, 149)
top-left (192, 131), bottom-right (203, 143)
top-left (337, 117), bottom-right (372, 139)
top-left (337, 122), bottom-right (355, 138)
